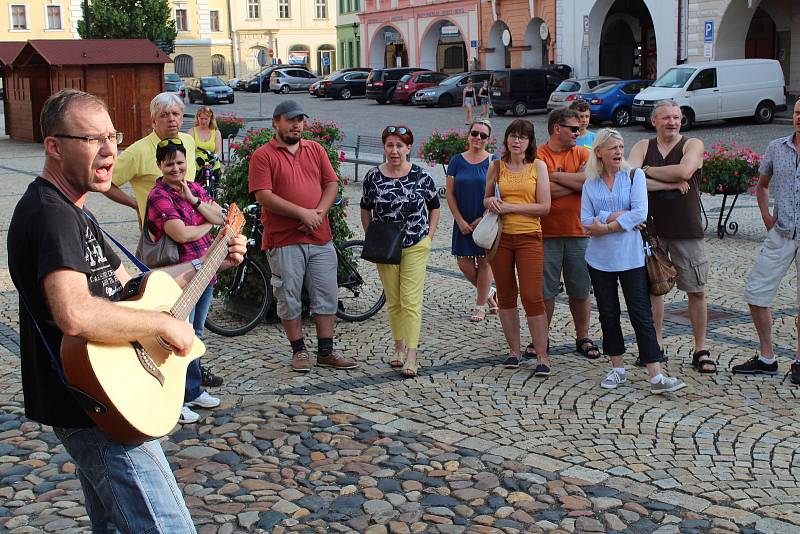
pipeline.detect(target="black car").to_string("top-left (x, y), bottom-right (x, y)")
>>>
top-left (311, 68), bottom-right (371, 97)
top-left (489, 68), bottom-right (566, 116)
top-left (187, 77), bottom-right (235, 104)
top-left (322, 70), bottom-right (371, 100)
top-left (366, 67), bottom-right (427, 104)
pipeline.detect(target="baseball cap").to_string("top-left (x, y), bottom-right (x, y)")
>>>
top-left (272, 100), bottom-right (308, 119)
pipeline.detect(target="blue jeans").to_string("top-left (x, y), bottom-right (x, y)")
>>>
top-left (185, 283), bottom-right (213, 402)
top-left (53, 426), bottom-right (195, 533)
top-left (588, 265), bottom-right (661, 364)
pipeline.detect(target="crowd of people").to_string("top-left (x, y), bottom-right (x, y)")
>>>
top-left (7, 85), bottom-right (800, 532)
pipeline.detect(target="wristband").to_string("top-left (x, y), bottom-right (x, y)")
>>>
top-left (192, 197), bottom-right (202, 209)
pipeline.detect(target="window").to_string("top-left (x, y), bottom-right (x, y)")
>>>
top-left (46, 5), bottom-right (61, 29)
top-left (690, 69), bottom-right (716, 90)
top-left (175, 9), bottom-right (188, 31)
top-left (210, 10), bottom-right (220, 31)
top-left (248, 0), bottom-right (260, 19)
top-left (278, 0), bottom-right (289, 18)
top-left (10, 5), bottom-right (27, 30)
top-left (174, 54), bottom-right (194, 77)
top-left (211, 54), bottom-right (226, 75)
top-left (315, 0), bottom-right (327, 18)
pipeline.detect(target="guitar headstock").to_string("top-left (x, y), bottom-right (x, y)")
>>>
top-left (224, 203), bottom-right (245, 236)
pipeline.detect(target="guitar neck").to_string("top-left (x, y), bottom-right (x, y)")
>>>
top-left (171, 229), bottom-right (230, 320)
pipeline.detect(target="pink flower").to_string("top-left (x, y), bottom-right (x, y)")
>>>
top-left (339, 151), bottom-right (345, 161)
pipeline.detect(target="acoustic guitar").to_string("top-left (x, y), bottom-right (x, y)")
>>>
top-left (60, 204), bottom-right (244, 444)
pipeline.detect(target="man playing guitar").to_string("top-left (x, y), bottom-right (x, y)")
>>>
top-left (7, 89), bottom-right (246, 532)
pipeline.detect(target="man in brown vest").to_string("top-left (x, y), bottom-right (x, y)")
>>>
top-left (628, 100), bottom-right (714, 374)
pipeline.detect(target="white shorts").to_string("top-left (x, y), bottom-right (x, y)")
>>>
top-left (744, 228), bottom-right (800, 307)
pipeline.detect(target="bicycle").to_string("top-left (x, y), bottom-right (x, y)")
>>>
top-left (204, 203), bottom-right (386, 337)
top-left (195, 147), bottom-right (222, 201)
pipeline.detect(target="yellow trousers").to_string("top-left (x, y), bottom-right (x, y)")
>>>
top-left (376, 236), bottom-right (432, 350)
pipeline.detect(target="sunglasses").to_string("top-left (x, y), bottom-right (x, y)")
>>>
top-left (386, 126), bottom-right (408, 135)
top-left (469, 130), bottom-right (489, 140)
top-left (559, 123), bottom-right (581, 134)
top-left (157, 138), bottom-right (184, 148)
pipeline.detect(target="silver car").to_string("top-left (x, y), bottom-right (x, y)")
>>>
top-left (547, 76), bottom-right (619, 110)
top-left (414, 71), bottom-right (493, 107)
top-left (269, 68), bottom-right (318, 94)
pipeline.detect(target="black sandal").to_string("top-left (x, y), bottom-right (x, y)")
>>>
top-left (576, 338), bottom-right (601, 360)
top-left (692, 350), bottom-right (717, 374)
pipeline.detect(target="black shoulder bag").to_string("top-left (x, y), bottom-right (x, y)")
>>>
top-left (361, 168), bottom-right (423, 264)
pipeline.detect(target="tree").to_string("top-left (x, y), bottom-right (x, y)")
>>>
top-left (77, 0), bottom-right (177, 54)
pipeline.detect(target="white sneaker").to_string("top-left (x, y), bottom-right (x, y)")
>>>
top-left (187, 391), bottom-right (220, 408)
top-left (179, 406), bottom-right (200, 424)
top-left (601, 370), bottom-right (627, 389)
top-left (651, 375), bottom-right (687, 394)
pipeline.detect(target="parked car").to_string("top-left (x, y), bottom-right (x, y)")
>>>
top-left (414, 71), bottom-right (493, 107)
top-left (187, 76), bottom-right (235, 104)
top-left (542, 64), bottom-right (573, 79)
top-left (575, 79), bottom-right (653, 127)
top-left (392, 71), bottom-right (448, 104)
top-left (311, 68), bottom-right (371, 97)
top-left (227, 78), bottom-right (242, 90)
top-left (366, 67), bottom-right (428, 104)
top-left (270, 68), bottom-right (318, 94)
top-left (547, 76), bottom-right (619, 110)
top-left (164, 72), bottom-right (185, 99)
top-left (322, 70), bottom-right (371, 99)
top-left (246, 66), bottom-right (282, 92)
top-left (489, 68), bottom-right (566, 116)
top-left (632, 58), bottom-right (787, 130)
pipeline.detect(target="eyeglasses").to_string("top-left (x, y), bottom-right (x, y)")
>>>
top-left (469, 130), bottom-right (489, 140)
top-left (53, 132), bottom-right (123, 146)
top-left (559, 124), bottom-right (581, 134)
top-left (157, 138), bottom-right (184, 148)
top-left (386, 126), bottom-right (408, 135)
top-left (508, 134), bottom-right (529, 142)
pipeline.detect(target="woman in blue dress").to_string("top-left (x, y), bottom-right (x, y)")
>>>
top-left (445, 119), bottom-right (498, 322)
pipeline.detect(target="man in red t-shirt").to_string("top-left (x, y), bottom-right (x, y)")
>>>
top-left (249, 100), bottom-right (357, 372)
top-left (529, 109), bottom-right (599, 360)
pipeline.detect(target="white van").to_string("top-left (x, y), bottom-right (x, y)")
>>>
top-left (631, 59), bottom-right (786, 129)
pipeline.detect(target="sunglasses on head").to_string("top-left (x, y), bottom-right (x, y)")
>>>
top-left (157, 138), bottom-right (184, 148)
top-left (386, 126), bottom-right (408, 135)
top-left (469, 130), bottom-right (489, 140)
top-left (559, 123), bottom-right (581, 134)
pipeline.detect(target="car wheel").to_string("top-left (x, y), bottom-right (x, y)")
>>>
top-left (228, 96), bottom-right (235, 104)
top-left (754, 100), bottom-right (774, 124)
top-left (280, 85), bottom-right (290, 94)
top-left (613, 107), bottom-right (631, 127)
top-left (438, 94), bottom-right (453, 107)
top-left (376, 98), bottom-right (387, 105)
top-left (512, 101), bottom-right (527, 117)
top-left (680, 107), bottom-right (694, 131)
top-left (340, 88), bottom-right (352, 100)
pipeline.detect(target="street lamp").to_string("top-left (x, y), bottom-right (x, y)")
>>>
top-left (352, 21), bottom-right (359, 39)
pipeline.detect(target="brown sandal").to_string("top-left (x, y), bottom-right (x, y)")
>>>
top-left (389, 349), bottom-right (406, 368)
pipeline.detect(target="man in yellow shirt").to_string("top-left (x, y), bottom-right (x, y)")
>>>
top-left (104, 92), bottom-right (196, 225)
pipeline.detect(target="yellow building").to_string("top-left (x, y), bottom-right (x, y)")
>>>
top-left (230, 0), bottom-right (338, 78)
top-left (0, 1), bottom-right (78, 40)
top-left (169, 0), bottom-right (234, 79)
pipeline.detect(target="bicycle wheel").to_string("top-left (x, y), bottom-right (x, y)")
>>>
top-left (336, 240), bottom-right (386, 322)
top-left (205, 257), bottom-right (272, 336)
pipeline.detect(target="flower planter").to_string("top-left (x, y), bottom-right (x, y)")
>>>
top-left (218, 124), bottom-right (241, 139)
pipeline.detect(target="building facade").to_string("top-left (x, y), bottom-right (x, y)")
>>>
top-left (0, 0), bottom-right (80, 39)
top-left (337, 0), bottom-right (361, 68)
top-left (360, 0), bottom-right (479, 74)
top-left (230, 0), bottom-right (338, 78)
top-left (169, 0), bottom-right (234, 79)
top-left (478, 0), bottom-right (556, 71)
top-left (687, 0), bottom-right (799, 93)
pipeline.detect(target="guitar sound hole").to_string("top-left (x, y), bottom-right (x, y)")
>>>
top-left (131, 341), bottom-right (166, 386)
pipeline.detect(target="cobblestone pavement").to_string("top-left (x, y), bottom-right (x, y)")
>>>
top-left (1, 137), bottom-right (799, 533)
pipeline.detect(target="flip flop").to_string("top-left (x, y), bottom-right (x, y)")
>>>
top-left (389, 349), bottom-right (406, 368)
top-left (469, 305), bottom-right (489, 322)
top-left (487, 287), bottom-right (498, 314)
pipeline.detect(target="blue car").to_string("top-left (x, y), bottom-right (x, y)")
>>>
top-left (576, 79), bottom-right (653, 127)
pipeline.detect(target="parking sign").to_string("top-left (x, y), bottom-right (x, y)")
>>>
top-left (704, 20), bottom-right (714, 43)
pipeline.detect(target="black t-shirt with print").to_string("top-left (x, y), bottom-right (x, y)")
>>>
top-left (360, 164), bottom-right (440, 248)
top-left (8, 178), bottom-right (123, 428)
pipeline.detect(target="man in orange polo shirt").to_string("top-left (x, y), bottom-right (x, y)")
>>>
top-left (527, 109), bottom-right (600, 360)
top-left (249, 100), bottom-right (357, 372)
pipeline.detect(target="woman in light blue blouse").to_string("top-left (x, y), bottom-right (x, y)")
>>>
top-left (580, 129), bottom-right (686, 394)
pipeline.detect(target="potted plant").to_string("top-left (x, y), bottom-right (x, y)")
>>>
top-left (700, 142), bottom-right (761, 196)
top-left (418, 128), bottom-right (498, 174)
top-left (216, 113), bottom-right (246, 139)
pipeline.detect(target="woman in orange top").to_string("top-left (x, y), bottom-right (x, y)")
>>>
top-left (484, 119), bottom-right (551, 374)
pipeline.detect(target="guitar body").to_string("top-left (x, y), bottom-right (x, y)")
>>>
top-left (61, 270), bottom-right (205, 444)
